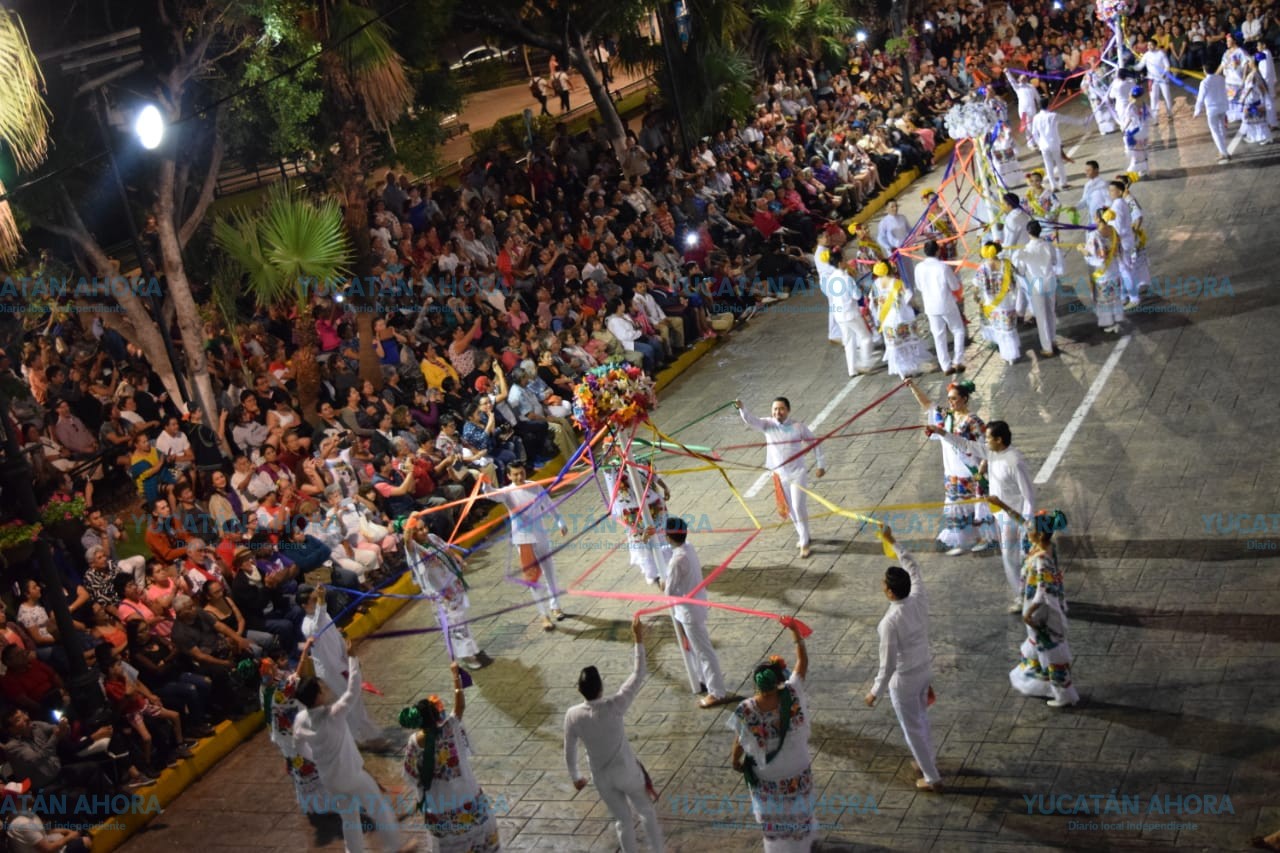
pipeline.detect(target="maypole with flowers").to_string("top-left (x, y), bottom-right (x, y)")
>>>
top-left (572, 364), bottom-right (701, 693)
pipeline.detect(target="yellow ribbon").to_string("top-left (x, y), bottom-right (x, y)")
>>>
top-left (876, 278), bottom-right (905, 331)
top-left (981, 260), bottom-right (1015, 319)
top-left (796, 486), bottom-right (1001, 558)
top-left (648, 423), bottom-right (763, 530)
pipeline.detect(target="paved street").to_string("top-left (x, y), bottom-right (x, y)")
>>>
top-left (437, 66), bottom-right (650, 166)
top-left (121, 92), bottom-right (1280, 852)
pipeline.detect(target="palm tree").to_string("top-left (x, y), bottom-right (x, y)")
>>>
top-left (309, 1), bottom-right (414, 387)
top-left (0, 9), bottom-right (50, 265)
top-left (213, 184), bottom-right (353, 418)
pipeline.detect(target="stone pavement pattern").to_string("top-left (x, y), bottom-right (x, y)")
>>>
top-left (120, 93), bottom-right (1280, 852)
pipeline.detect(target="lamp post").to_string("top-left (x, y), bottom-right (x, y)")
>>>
top-left (93, 90), bottom-right (189, 405)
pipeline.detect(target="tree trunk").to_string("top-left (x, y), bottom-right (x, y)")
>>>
top-left (293, 300), bottom-right (321, 420)
top-left (890, 0), bottom-right (914, 107)
top-left (335, 119), bottom-right (381, 387)
top-left (155, 157), bottom-right (219, 419)
top-left (569, 30), bottom-right (627, 157)
top-left (36, 208), bottom-right (186, 407)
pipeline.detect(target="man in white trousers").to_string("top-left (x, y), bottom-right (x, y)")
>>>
top-left (816, 232), bottom-right (875, 375)
top-left (1015, 220), bottom-right (1059, 355)
top-left (927, 420), bottom-right (1035, 612)
top-left (294, 655), bottom-right (412, 853)
top-left (1140, 43), bottom-right (1175, 122)
top-left (1005, 71), bottom-right (1041, 144)
top-left (876, 199), bottom-right (915, 284)
top-left (865, 527), bottom-right (943, 793)
top-left (1194, 64), bottom-right (1232, 162)
top-left (815, 232), bottom-right (845, 345)
top-left (734, 396), bottom-right (826, 558)
top-left (663, 517), bottom-right (728, 708)
top-left (483, 463), bottom-right (568, 631)
top-left (1106, 180), bottom-right (1139, 307)
top-left (1029, 99), bottom-right (1069, 191)
top-left (565, 616), bottom-right (664, 853)
top-left (914, 240), bottom-right (966, 375)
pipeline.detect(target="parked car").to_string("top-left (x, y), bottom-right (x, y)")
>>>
top-left (449, 45), bottom-right (519, 72)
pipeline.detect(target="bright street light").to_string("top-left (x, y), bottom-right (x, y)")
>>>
top-left (135, 104), bottom-right (164, 150)
top-left (855, 30), bottom-right (868, 43)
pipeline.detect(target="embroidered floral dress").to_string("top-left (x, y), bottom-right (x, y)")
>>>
top-left (265, 674), bottom-right (329, 813)
top-left (972, 261), bottom-right (1021, 362)
top-left (407, 533), bottom-right (480, 659)
top-left (928, 408), bottom-right (996, 549)
top-left (1085, 228), bottom-right (1123, 327)
top-left (403, 718), bottom-right (501, 853)
top-left (727, 672), bottom-right (816, 853)
top-left (1010, 548), bottom-right (1080, 705)
top-left (871, 275), bottom-right (927, 379)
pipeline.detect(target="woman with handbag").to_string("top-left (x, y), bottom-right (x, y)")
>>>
top-left (728, 622), bottom-right (814, 852)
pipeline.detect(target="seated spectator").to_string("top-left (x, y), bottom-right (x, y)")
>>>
top-left (124, 620), bottom-right (213, 734)
top-left (129, 433), bottom-right (178, 505)
top-left (143, 499), bottom-right (188, 564)
top-left (16, 581), bottom-right (71, 674)
top-left (0, 646), bottom-right (68, 717)
top-left (81, 509), bottom-right (146, 584)
top-left (2, 707), bottom-right (152, 792)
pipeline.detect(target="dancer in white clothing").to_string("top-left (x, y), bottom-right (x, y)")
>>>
top-left (294, 656), bottom-right (412, 853)
top-left (564, 616), bottom-right (664, 853)
top-left (928, 420), bottom-right (1035, 610)
top-left (1005, 71), bottom-right (1041, 144)
top-left (1241, 56), bottom-right (1274, 144)
top-left (299, 588), bottom-right (387, 749)
top-left (482, 463), bottom-right (568, 630)
top-left (1120, 86), bottom-right (1151, 177)
top-left (404, 520), bottom-right (491, 671)
top-left (1140, 44), bottom-right (1175, 121)
top-left (734, 397), bottom-right (826, 558)
top-left (1029, 100), bottom-right (1070, 191)
top-left (1106, 181), bottom-right (1138, 307)
top-left (1017, 221), bottom-right (1060, 356)
top-left (663, 517), bottom-right (728, 707)
top-left (1219, 35), bottom-right (1249, 123)
top-left (876, 200), bottom-right (915, 283)
top-left (1083, 62), bottom-right (1119, 134)
top-left (870, 263), bottom-right (928, 379)
top-left (913, 240), bottom-right (966, 375)
top-left (816, 233), bottom-right (876, 375)
top-left (865, 527), bottom-right (942, 792)
top-left (1195, 66), bottom-right (1233, 161)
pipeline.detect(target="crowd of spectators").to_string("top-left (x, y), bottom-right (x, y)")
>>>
top-left (0, 0), bottom-right (1271, 834)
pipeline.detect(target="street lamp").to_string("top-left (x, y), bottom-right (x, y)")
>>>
top-left (134, 104), bottom-right (164, 150)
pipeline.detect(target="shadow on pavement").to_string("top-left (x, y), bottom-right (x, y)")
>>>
top-left (1067, 602), bottom-right (1280, 643)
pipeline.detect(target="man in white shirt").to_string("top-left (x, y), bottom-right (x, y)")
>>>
top-left (1140, 44), bottom-right (1175, 122)
top-left (564, 617), bottom-right (664, 853)
top-left (913, 240), bottom-right (966, 375)
top-left (734, 396), bottom-right (826, 558)
top-left (1077, 160), bottom-right (1111, 221)
top-left (482, 464), bottom-right (568, 630)
top-left (816, 233), bottom-right (875, 375)
top-left (1029, 99), bottom-right (1069, 191)
top-left (1015, 220), bottom-right (1059, 353)
top-left (155, 416), bottom-right (194, 476)
top-left (930, 420), bottom-right (1035, 609)
top-left (1194, 66), bottom-right (1232, 160)
top-left (876, 200), bottom-right (915, 283)
top-left (663, 518), bottom-right (727, 707)
top-left (1005, 71), bottom-right (1041, 143)
top-left (864, 528), bottom-right (942, 792)
top-left (294, 657), bottom-right (410, 853)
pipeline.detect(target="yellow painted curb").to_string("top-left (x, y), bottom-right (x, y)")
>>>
top-left (87, 710), bottom-right (264, 853)
top-left (88, 326), bottom-right (718, 852)
top-left (847, 139), bottom-right (957, 227)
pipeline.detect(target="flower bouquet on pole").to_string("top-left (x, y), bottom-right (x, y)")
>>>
top-left (572, 365), bottom-right (700, 692)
